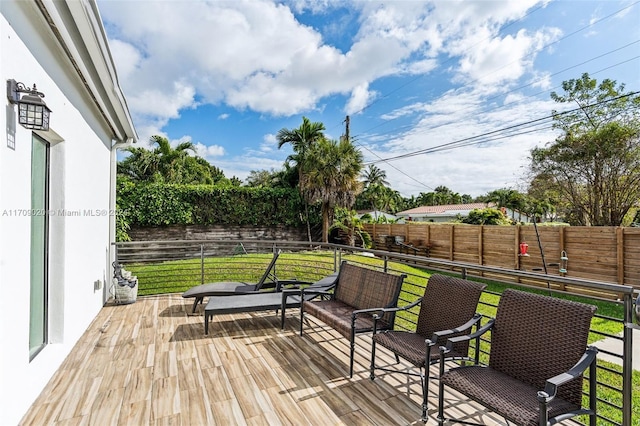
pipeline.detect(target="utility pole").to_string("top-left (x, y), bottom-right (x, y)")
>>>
top-left (343, 115), bottom-right (350, 142)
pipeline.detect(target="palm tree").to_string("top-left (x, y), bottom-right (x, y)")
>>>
top-left (119, 135), bottom-right (197, 183)
top-left (361, 164), bottom-right (389, 188)
top-left (378, 186), bottom-right (403, 214)
top-left (361, 165), bottom-right (389, 218)
top-left (300, 137), bottom-right (364, 242)
top-left (150, 135), bottom-right (196, 182)
top-left (487, 188), bottom-right (526, 220)
top-left (118, 145), bottom-right (160, 181)
top-left (276, 116), bottom-right (326, 168)
top-left (277, 117), bottom-right (326, 241)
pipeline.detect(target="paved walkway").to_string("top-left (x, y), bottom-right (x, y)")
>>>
top-left (593, 326), bottom-right (640, 371)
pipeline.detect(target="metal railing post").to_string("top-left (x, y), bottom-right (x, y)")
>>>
top-left (383, 256), bottom-right (388, 272)
top-left (622, 293), bottom-right (633, 426)
top-left (200, 244), bottom-right (205, 285)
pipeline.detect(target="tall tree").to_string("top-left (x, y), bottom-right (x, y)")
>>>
top-left (276, 116), bottom-right (326, 169)
top-left (277, 117), bottom-right (326, 240)
top-left (360, 165), bottom-right (390, 218)
top-left (300, 137), bottom-right (364, 242)
top-left (529, 74), bottom-right (640, 225)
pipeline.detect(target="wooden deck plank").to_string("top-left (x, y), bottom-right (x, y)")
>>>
top-left (19, 294), bottom-right (508, 426)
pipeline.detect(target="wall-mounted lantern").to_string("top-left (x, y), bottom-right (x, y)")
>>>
top-left (6, 79), bottom-right (51, 131)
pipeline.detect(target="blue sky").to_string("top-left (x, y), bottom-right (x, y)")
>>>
top-left (99, 0), bottom-right (640, 197)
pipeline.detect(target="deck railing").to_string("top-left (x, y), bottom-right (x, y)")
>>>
top-left (114, 239), bottom-right (637, 426)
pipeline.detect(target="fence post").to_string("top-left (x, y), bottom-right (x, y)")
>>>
top-left (617, 227), bottom-right (625, 285)
top-left (515, 225), bottom-right (521, 271)
top-left (478, 225), bottom-right (483, 268)
top-left (383, 256), bottom-right (388, 272)
top-left (449, 225), bottom-right (454, 261)
top-left (200, 244), bottom-right (204, 285)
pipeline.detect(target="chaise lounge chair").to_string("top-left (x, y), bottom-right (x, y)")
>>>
top-left (183, 249), bottom-right (294, 313)
top-left (203, 271), bottom-right (339, 334)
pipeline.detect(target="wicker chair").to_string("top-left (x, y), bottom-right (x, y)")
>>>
top-left (300, 261), bottom-right (406, 378)
top-left (437, 288), bottom-right (598, 426)
top-left (369, 274), bottom-right (486, 422)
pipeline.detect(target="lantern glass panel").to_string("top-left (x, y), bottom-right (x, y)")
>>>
top-left (18, 101), bottom-right (50, 131)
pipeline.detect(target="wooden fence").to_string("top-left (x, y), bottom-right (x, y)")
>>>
top-left (363, 223), bottom-right (640, 290)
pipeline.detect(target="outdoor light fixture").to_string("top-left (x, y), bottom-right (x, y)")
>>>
top-left (6, 79), bottom-right (51, 131)
top-left (559, 250), bottom-right (569, 274)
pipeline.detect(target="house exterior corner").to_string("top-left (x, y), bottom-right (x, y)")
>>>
top-left (0, 1), bottom-right (136, 423)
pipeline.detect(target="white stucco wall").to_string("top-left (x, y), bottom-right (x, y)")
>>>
top-left (1, 4), bottom-right (115, 424)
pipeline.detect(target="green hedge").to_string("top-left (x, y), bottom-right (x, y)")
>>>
top-left (116, 180), bottom-right (311, 240)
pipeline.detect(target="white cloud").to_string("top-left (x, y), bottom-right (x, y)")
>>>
top-left (454, 28), bottom-right (562, 87)
top-left (260, 133), bottom-right (278, 152)
top-left (194, 143), bottom-right (225, 158)
top-left (101, 0), bottom-right (559, 122)
top-left (345, 83), bottom-right (376, 115)
top-left (218, 113), bottom-right (230, 120)
top-left (380, 102), bottom-right (426, 121)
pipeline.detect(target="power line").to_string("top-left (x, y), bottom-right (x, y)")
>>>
top-left (358, 55), bottom-right (640, 151)
top-left (365, 91), bottom-right (640, 165)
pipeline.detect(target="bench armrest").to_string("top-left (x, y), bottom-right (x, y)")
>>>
top-left (352, 306), bottom-right (388, 318)
top-left (537, 346), bottom-right (598, 403)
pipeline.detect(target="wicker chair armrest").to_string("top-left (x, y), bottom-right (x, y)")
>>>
top-left (537, 346), bottom-right (598, 402)
top-left (427, 313), bottom-right (482, 346)
top-left (301, 286), bottom-right (335, 297)
top-left (443, 317), bottom-right (495, 353)
top-left (372, 297), bottom-right (423, 320)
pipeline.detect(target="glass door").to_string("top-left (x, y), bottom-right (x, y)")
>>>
top-left (29, 134), bottom-right (49, 360)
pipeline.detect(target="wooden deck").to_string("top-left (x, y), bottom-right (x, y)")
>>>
top-left (20, 294), bottom-right (508, 425)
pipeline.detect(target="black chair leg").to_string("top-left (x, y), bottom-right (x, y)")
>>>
top-left (589, 357), bottom-right (597, 426)
top-left (370, 339), bottom-right (377, 380)
top-left (349, 330), bottom-right (355, 378)
top-left (421, 367), bottom-right (428, 422)
top-left (437, 353), bottom-right (446, 425)
top-left (299, 302), bottom-right (304, 336)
